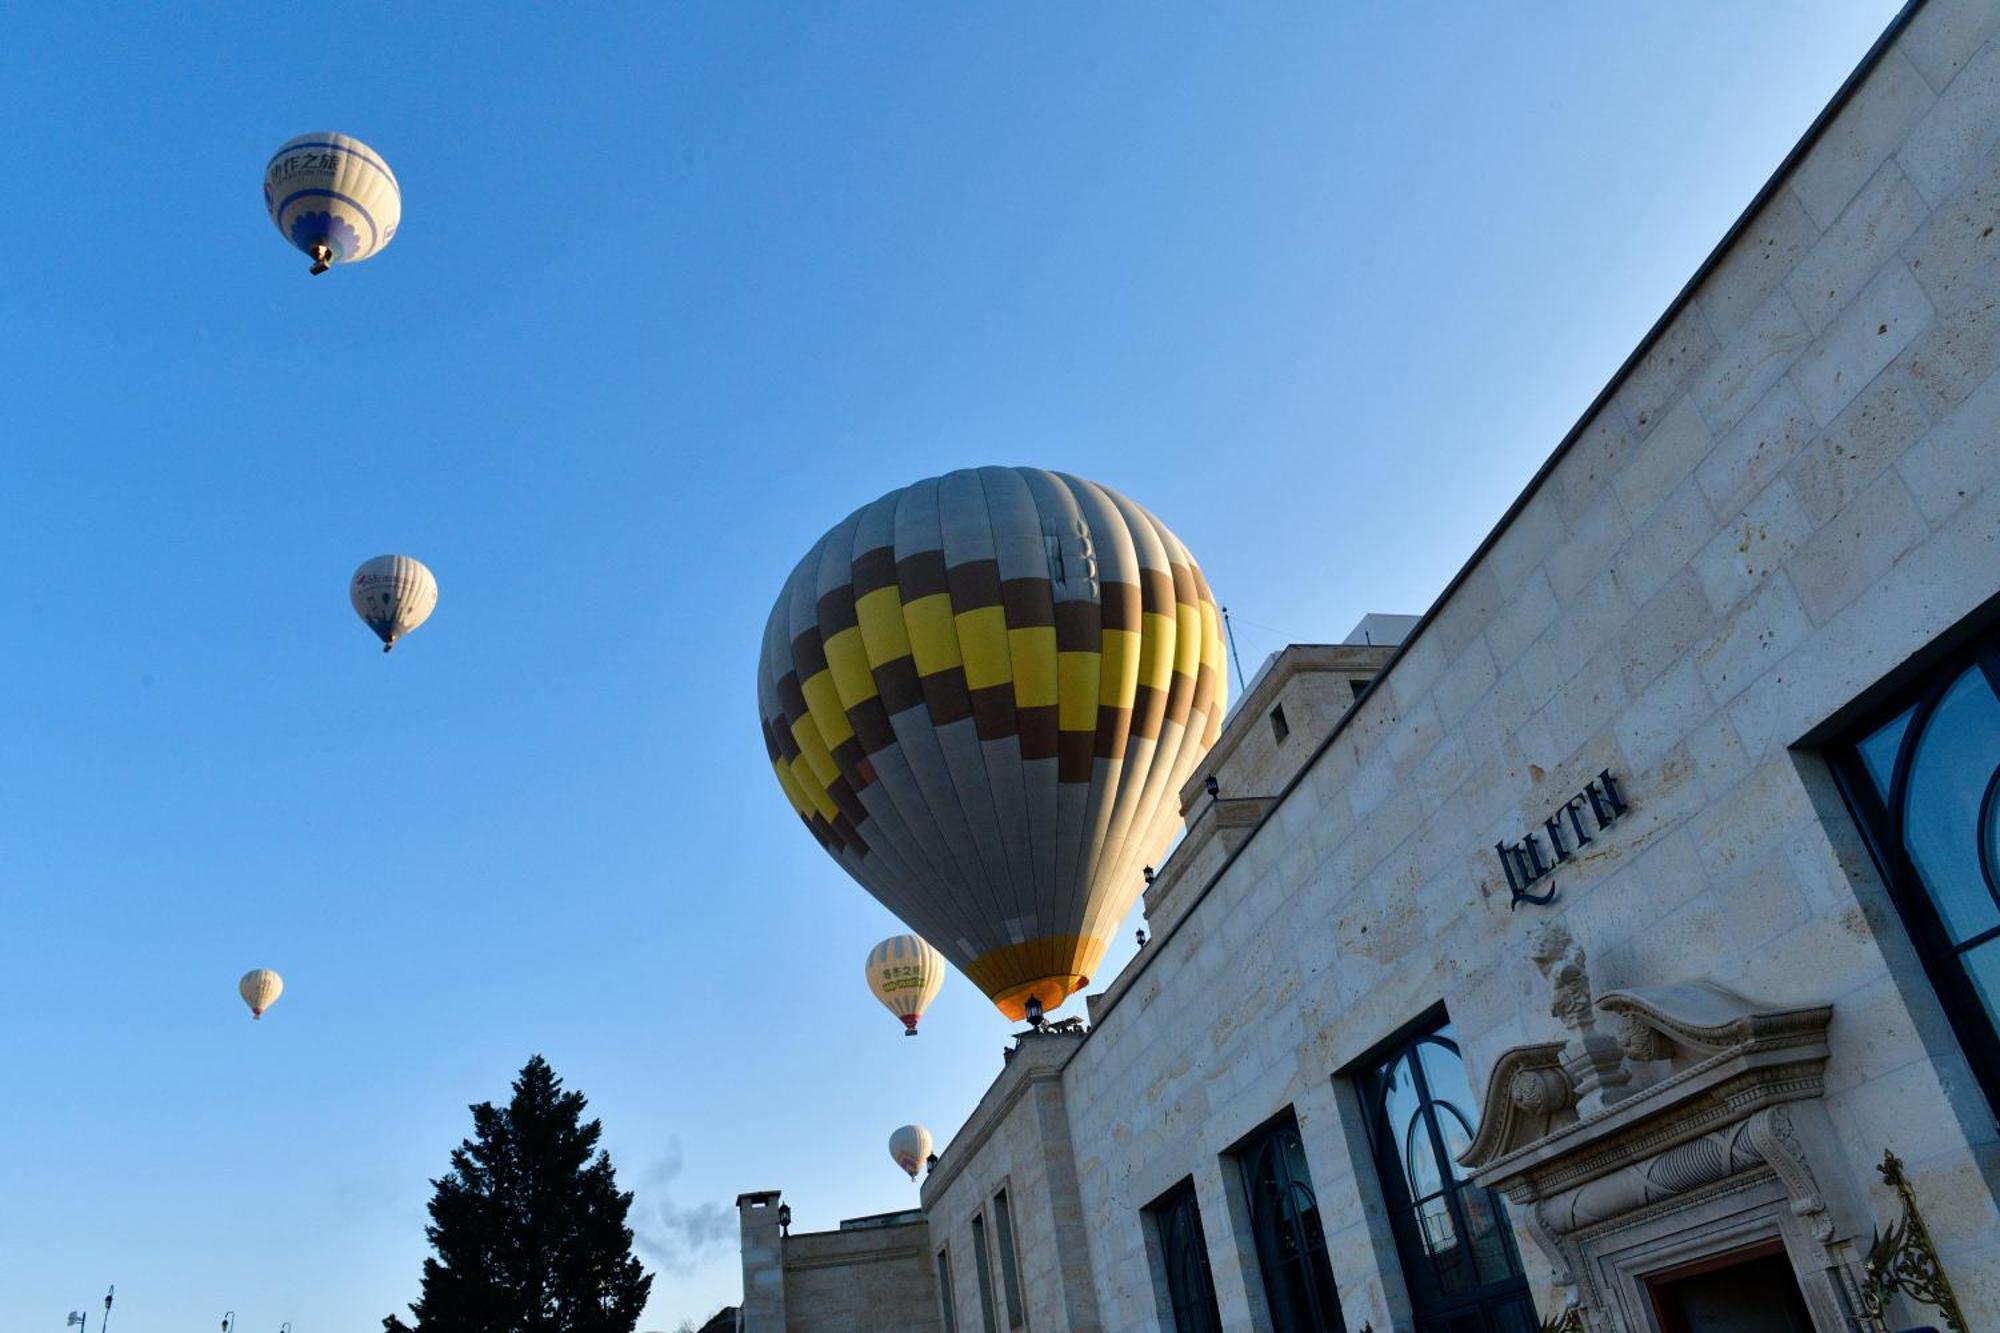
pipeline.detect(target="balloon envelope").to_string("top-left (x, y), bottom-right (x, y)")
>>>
top-left (239, 968), bottom-right (283, 1019)
top-left (350, 555), bottom-right (438, 651)
top-left (865, 934), bottom-right (947, 1035)
top-left (263, 133), bottom-right (401, 271)
top-left (889, 1124), bottom-right (933, 1180)
top-left (758, 468), bottom-right (1225, 1021)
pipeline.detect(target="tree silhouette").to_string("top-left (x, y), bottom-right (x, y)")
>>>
top-left (385, 1055), bottom-right (653, 1333)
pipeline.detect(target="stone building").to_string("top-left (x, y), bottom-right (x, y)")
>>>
top-left (735, 1193), bottom-right (937, 1330)
top-left (738, 0), bottom-right (2000, 1327)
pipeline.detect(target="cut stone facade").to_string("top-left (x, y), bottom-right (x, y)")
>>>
top-left (736, 1194), bottom-right (937, 1333)
top-left (741, 1), bottom-right (2000, 1327)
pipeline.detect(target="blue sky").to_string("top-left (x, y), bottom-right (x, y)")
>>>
top-left (0, 2), bottom-right (1905, 1327)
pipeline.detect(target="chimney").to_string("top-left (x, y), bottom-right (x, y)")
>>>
top-left (734, 1190), bottom-right (787, 1331)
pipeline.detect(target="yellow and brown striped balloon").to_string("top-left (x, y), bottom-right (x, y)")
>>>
top-left (758, 468), bottom-right (1226, 1021)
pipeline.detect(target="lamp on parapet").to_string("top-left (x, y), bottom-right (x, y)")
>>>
top-left (777, 1203), bottom-right (791, 1235)
top-left (1204, 775), bottom-right (1219, 797)
top-left (1024, 996), bottom-right (1044, 1030)
top-left (1136, 928), bottom-right (1148, 947)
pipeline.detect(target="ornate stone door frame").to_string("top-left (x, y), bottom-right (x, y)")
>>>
top-left (1559, 1124), bottom-right (1846, 1330)
top-left (1458, 926), bottom-right (1871, 1331)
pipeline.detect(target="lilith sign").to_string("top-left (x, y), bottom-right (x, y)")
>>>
top-left (1496, 770), bottom-right (1629, 908)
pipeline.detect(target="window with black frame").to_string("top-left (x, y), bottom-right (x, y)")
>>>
top-left (1238, 1114), bottom-right (1345, 1332)
top-left (993, 1188), bottom-right (1025, 1329)
top-left (1832, 632), bottom-right (2000, 1117)
top-left (1148, 1178), bottom-right (1223, 1333)
top-left (937, 1246), bottom-right (960, 1333)
top-left (971, 1212), bottom-right (1000, 1333)
top-left (1360, 1020), bottom-right (1537, 1333)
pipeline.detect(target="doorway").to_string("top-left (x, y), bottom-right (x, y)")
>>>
top-left (1646, 1240), bottom-right (1814, 1333)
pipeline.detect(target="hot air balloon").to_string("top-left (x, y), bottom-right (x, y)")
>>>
top-left (239, 968), bottom-right (283, 1019)
top-left (758, 468), bottom-right (1226, 1023)
top-left (890, 1124), bottom-right (933, 1181)
top-left (866, 934), bottom-right (947, 1036)
top-left (263, 133), bottom-right (401, 274)
top-left (350, 555), bottom-right (438, 652)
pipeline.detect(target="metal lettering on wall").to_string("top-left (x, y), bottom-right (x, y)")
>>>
top-left (1495, 770), bottom-right (1628, 908)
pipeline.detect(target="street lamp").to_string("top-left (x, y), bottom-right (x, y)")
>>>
top-left (102, 1286), bottom-right (115, 1333)
top-left (222, 1312), bottom-right (236, 1333)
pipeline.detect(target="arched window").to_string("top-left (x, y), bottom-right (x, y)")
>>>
top-left (1361, 1022), bottom-right (1536, 1332)
top-left (1835, 637), bottom-right (2000, 1116)
top-left (1150, 1179), bottom-right (1223, 1333)
top-left (1239, 1115), bottom-right (1344, 1332)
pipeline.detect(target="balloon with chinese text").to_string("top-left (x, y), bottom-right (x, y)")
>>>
top-left (865, 934), bottom-right (946, 1036)
top-left (263, 132), bottom-right (401, 274)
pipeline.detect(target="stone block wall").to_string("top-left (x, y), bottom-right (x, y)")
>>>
top-left (1041, 1), bottom-right (2000, 1327)
top-left (780, 1216), bottom-right (937, 1333)
top-left (922, 1032), bottom-right (1102, 1332)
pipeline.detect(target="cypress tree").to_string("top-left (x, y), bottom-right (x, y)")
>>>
top-left (385, 1055), bottom-right (653, 1333)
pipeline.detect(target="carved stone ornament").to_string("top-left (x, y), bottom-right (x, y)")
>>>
top-left (1512, 1066), bottom-right (1575, 1116)
top-left (1525, 922), bottom-right (1631, 1114)
top-left (1461, 974), bottom-right (1856, 1330)
top-left (1613, 1009), bottom-right (1669, 1064)
top-left (1528, 923), bottom-right (1596, 1031)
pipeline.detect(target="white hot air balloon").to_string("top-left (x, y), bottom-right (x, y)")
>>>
top-left (239, 968), bottom-right (284, 1020)
top-left (263, 133), bottom-right (401, 274)
top-left (865, 934), bottom-right (947, 1036)
top-left (350, 555), bottom-right (438, 652)
top-left (889, 1124), bottom-right (933, 1181)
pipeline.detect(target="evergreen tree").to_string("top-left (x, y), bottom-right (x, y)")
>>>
top-left (385, 1055), bottom-right (653, 1333)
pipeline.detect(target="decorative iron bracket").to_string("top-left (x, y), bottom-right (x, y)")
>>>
top-left (1856, 1150), bottom-right (1968, 1332)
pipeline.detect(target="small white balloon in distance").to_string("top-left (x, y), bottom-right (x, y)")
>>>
top-left (889, 1124), bottom-right (933, 1181)
top-left (350, 555), bottom-right (438, 653)
top-left (239, 968), bottom-right (284, 1020)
